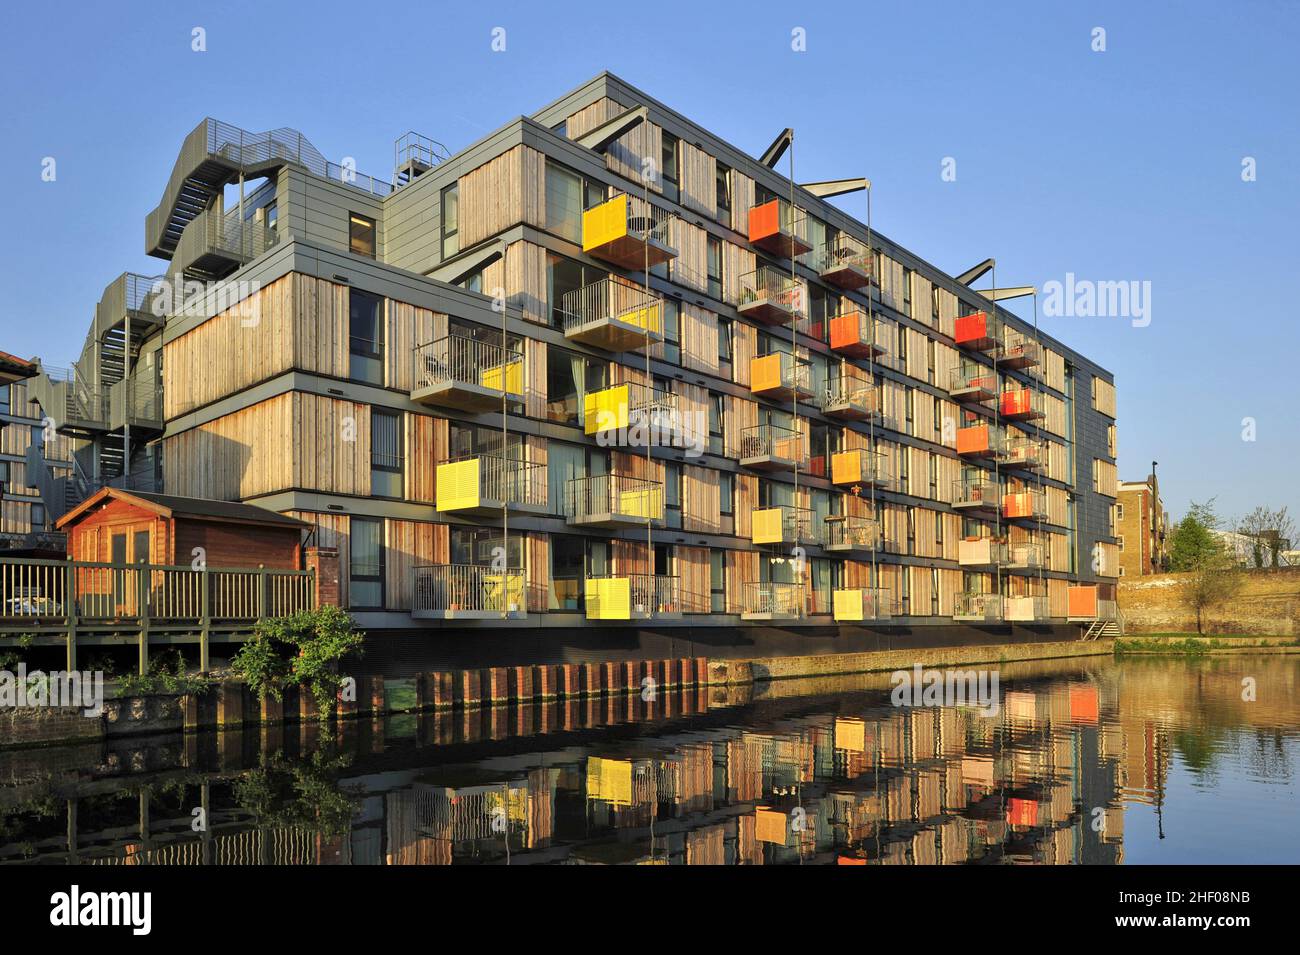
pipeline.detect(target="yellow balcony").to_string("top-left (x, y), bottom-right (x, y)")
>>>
top-left (585, 574), bottom-right (681, 620)
top-left (749, 352), bottom-right (812, 402)
top-left (832, 588), bottom-right (891, 622)
top-left (413, 335), bottom-right (524, 411)
top-left (411, 564), bottom-right (526, 620)
top-left (562, 276), bottom-right (665, 352)
top-left (752, 505), bottom-right (818, 546)
top-left (583, 381), bottom-right (683, 447)
top-left (582, 194), bottom-right (677, 270)
top-left (435, 455), bottom-right (548, 515)
top-left (565, 474), bottom-right (664, 528)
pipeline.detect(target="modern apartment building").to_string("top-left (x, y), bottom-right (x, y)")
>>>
top-left (1116, 477), bottom-right (1167, 577)
top-left (1, 351), bottom-right (72, 554)
top-left (22, 73), bottom-right (1119, 664)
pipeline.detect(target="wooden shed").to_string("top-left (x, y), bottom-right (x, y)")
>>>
top-left (57, 488), bottom-right (310, 570)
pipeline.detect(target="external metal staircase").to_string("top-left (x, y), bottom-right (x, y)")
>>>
top-left (1081, 610), bottom-right (1124, 641)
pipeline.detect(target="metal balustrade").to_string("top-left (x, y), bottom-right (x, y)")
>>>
top-left (952, 477), bottom-right (1000, 510)
top-left (585, 574), bottom-right (681, 619)
top-left (738, 423), bottom-right (809, 471)
top-left (412, 335), bottom-right (523, 410)
top-left (821, 366), bottom-right (880, 420)
top-left (740, 582), bottom-right (805, 620)
top-left (565, 474), bottom-right (664, 526)
top-left (823, 515), bottom-right (882, 552)
top-left (953, 591), bottom-right (1004, 622)
top-left (737, 267), bottom-right (807, 325)
top-left (561, 276), bottom-right (665, 351)
top-left (411, 564), bottom-right (526, 619)
top-left (812, 233), bottom-right (874, 289)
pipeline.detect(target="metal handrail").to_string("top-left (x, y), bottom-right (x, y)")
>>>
top-left (813, 232), bottom-right (873, 278)
top-left (752, 349), bottom-right (812, 392)
top-left (750, 197), bottom-right (811, 246)
top-left (1005, 436), bottom-right (1047, 468)
top-left (754, 504), bottom-right (820, 544)
top-left (561, 276), bottom-right (664, 338)
top-left (741, 581), bottom-right (805, 617)
top-left (950, 363), bottom-right (998, 394)
top-left (565, 474), bottom-right (664, 522)
top-left (738, 267), bottom-right (806, 318)
top-left (412, 564), bottom-right (524, 616)
top-left (414, 334), bottom-right (523, 394)
top-left (738, 423), bottom-right (809, 464)
top-left (447, 453), bottom-right (548, 508)
top-left (1007, 542), bottom-right (1046, 569)
top-left (824, 514), bottom-right (882, 550)
top-left (952, 478), bottom-right (999, 507)
top-left (835, 448), bottom-right (893, 487)
top-left (823, 366), bottom-right (879, 413)
top-left (586, 573), bottom-right (680, 616)
top-left (954, 591), bottom-right (1003, 620)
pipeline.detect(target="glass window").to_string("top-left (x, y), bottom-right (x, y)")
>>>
top-left (546, 253), bottom-right (604, 329)
top-left (719, 470), bottom-right (734, 516)
top-left (349, 290), bottom-right (384, 384)
top-left (708, 393), bottom-right (724, 455)
top-left (545, 161), bottom-right (583, 242)
top-left (349, 518), bottom-right (384, 609)
top-left (715, 163), bottom-right (731, 217)
top-left (371, 409), bottom-right (403, 498)
top-left (664, 463), bottom-right (682, 528)
top-left (441, 184), bottom-right (459, 258)
top-left (264, 200), bottom-right (278, 232)
top-left (547, 441), bottom-right (587, 517)
top-left (706, 235), bottom-right (723, 299)
top-left (0, 385), bottom-right (9, 414)
top-left (349, 213), bottom-right (376, 258)
top-left (710, 550), bottom-right (725, 613)
top-left (549, 535), bottom-right (585, 611)
top-left (660, 132), bottom-right (679, 201)
top-left (32, 503), bottom-right (46, 530)
top-left (545, 345), bottom-right (606, 426)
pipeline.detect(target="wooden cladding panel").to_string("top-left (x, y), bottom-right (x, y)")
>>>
top-left (405, 413), bottom-right (445, 504)
top-left (526, 532), bottom-right (550, 612)
top-left (936, 287), bottom-right (959, 338)
top-left (676, 544), bottom-right (711, 613)
top-left (681, 303), bottom-right (720, 375)
top-left (724, 549), bottom-right (759, 614)
top-left (163, 393), bottom-right (369, 500)
top-left (483, 240), bottom-right (548, 326)
top-left (1092, 376), bottom-right (1117, 417)
top-left (678, 142), bottom-right (718, 218)
top-left (724, 395), bottom-right (758, 458)
top-left (291, 510), bottom-right (350, 607)
top-left (1094, 458), bottom-right (1118, 498)
top-left (385, 520), bottom-right (448, 611)
top-left (721, 241), bottom-right (755, 307)
top-left (387, 301), bottom-right (441, 391)
top-left (459, 145), bottom-right (546, 248)
top-left (683, 465), bottom-right (721, 532)
top-left (729, 172), bottom-right (755, 236)
top-left (670, 219), bottom-right (709, 293)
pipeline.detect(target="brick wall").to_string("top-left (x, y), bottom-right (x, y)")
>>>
top-left (1120, 567), bottom-right (1300, 635)
top-left (0, 706), bottom-right (104, 748)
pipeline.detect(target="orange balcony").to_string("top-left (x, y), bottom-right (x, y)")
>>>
top-left (1003, 436), bottom-right (1046, 470)
top-left (949, 363), bottom-right (997, 404)
top-left (749, 352), bottom-right (812, 402)
top-left (829, 309), bottom-right (887, 359)
top-left (830, 449), bottom-right (892, 489)
top-left (956, 423), bottom-right (1005, 459)
top-left (1000, 387), bottom-right (1045, 421)
top-left (953, 311), bottom-right (1002, 352)
top-left (1002, 490), bottom-right (1046, 521)
top-left (1067, 583), bottom-right (1118, 622)
top-left (747, 198), bottom-right (812, 258)
top-left (814, 233), bottom-right (875, 290)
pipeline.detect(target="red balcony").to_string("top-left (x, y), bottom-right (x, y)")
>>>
top-left (1000, 387), bottom-right (1045, 421)
top-left (956, 423), bottom-right (1004, 459)
top-left (1002, 490), bottom-right (1046, 521)
top-left (747, 198), bottom-right (812, 258)
top-left (954, 311), bottom-right (1002, 352)
top-left (829, 309), bottom-right (887, 359)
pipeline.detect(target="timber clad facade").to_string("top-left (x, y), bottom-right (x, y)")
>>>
top-left (22, 72), bottom-right (1119, 644)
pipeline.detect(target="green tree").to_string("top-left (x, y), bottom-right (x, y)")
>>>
top-left (231, 605), bottom-right (364, 718)
top-left (1168, 499), bottom-right (1223, 571)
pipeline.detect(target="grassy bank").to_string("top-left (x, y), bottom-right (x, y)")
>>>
top-left (1116, 633), bottom-right (1299, 655)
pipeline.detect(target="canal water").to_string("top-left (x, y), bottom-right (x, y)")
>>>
top-left (1, 654), bottom-right (1295, 865)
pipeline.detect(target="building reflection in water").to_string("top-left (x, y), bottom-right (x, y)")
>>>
top-left (1, 657), bottom-right (1295, 865)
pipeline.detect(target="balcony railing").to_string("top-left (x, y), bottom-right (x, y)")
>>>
top-left (953, 591), bottom-right (1003, 622)
top-left (958, 537), bottom-right (1008, 568)
top-left (1067, 584), bottom-right (1119, 621)
top-left (752, 505), bottom-right (819, 546)
top-left (738, 423), bottom-right (809, 472)
top-left (412, 335), bottom-right (524, 411)
top-left (740, 581), bottom-right (805, 620)
top-left (1007, 541), bottom-right (1046, 570)
top-left (823, 515), bottom-right (882, 553)
top-left (561, 276), bottom-right (665, 352)
top-left (411, 564), bottom-right (526, 620)
top-left (585, 574), bottom-right (681, 620)
top-left (1000, 387), bottom-right (1045, 421)
top-left (952, 478), bottom-right (1000, 511)
top-left (1004, 594), bottom-right (1049, 622)
top-left (1004, 436), bottom-right (1047, 470)
top-left (1003, 490), bottom-right (1047, 521)
top-left (737, 267), bottom-right (806, 326)
top-left (435, 454), bottom-right (548, 514)
top-left (748, 198), bottom-right (812, 258)
top-left (0, 558), bottom-right (313, 633)
top-left (749, 351), bottom-right (813, 402)
top-left (176, 206), bottom-right (280, 277)
top-left (565, 474), bottom-right (664, 527)
top-left (1001, 329), bottom-right (1041, 369)
top-left (949, 364), bottom-right (998, 403)
top-left (108, 376), bottom-right (163, 431)
top-left (830, 449), bottom-right (892, 489)
top-left (828, 308), bottom-right (889, 359)
top-left (813, 233), bottom-right (874, 290)
top-left (584, 381), bottom-right (690, 448)
top-left (832, 587), bottom-right (891, 622)
top-left (820, 367), bottom-right (880, 421)
top-left (582, 194), bottom-right (677, 270)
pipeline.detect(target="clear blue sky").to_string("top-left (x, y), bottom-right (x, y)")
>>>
top-left (2, 0), bottom-right (1296, 525)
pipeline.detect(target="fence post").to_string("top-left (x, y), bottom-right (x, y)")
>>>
top-left (199, 565), bottom-right (211, 674)
top-left (258, 564), bottom-right (269, 619)
top-left (137, 561), bottom-right (150, 676)
top-left (65, 557), bottom-right (78, 672)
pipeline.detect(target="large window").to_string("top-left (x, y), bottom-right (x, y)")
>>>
top-left (441, 184), bottom-right (459, 258)
top-left (715, 163), bottom-right (731, 219)
top-left (545, 162), bottom-right (583, 242)
top-left (664, 463), bottom-right (682, 529)
top-left (545, 345), bottom-right (607, 426)
top-left (710, 550), bottom-right (725, 613)
top-left (370, 409), bottom-right (403, 498)
top-left (546, 253), bottom-right (605, 329)
top-left (451, 527), bottom-right (523, 568)
top-left (0, 385), bottom-right (8, 414)
top-left (349, 518), bottom-right (384, 609)
top-left (349, 213), bottom-right (376, 258)
top-left (349, 290), bottom-right (384, 384)
top-left (708, 393), bottom-right (725, 455)
top-left (660, 131), bottom-right (679, 201)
